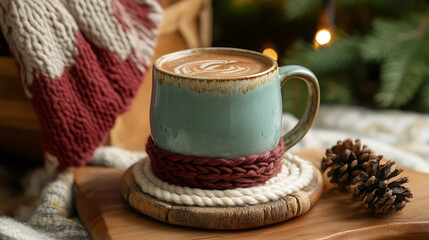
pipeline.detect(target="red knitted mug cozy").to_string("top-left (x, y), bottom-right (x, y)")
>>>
top-left (0, 0), bottom-right (162, 171)
top-left (146, 137), bottom-right (286, 189)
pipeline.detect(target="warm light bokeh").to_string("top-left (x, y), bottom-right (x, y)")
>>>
top-left (315, 29), bottom-right (331, 45)
top-left (262, 48), bottom-right (278, 60)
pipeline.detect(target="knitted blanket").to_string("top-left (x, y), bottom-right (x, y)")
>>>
top-left (0, 0), bottom-right (162, 171)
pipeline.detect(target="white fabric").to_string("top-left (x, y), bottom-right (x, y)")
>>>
top-left (0, 217), bottom-right (56, 240)
top-left (286, 105), bottom-right (429, 174)
top-left (90, 146), bottom-right (147, 169)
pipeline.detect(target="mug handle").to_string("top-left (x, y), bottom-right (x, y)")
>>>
top-left (279, 65), bottom-right (320, 151)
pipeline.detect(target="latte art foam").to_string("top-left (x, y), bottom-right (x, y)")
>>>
top-left (173, 60), bottom-right (252, 76)
top-left (160, 51), bottom-right (273, 78)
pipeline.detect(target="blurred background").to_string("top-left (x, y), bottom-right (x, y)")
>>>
top-left (1, 0), bottom-right (428, 117)
top-left (212, 0), bottom-right (429, 116)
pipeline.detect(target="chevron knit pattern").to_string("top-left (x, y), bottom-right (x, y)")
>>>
top-left (146, 137), bottom-right (285, 189)
top-left (0, 0), bottom-right (162, 170)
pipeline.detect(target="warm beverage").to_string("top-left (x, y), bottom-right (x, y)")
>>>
top-left (151, 47), bottom-right (319, 159)
top-left (159, 50), bottom-right (273, 78)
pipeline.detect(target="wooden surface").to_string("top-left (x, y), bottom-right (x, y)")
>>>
top-left (120, 162), bottom-right (322, 229)
top-left (73, 149), bottom-right (429, 240)
top-left (0, 57), bottom-right (43, 161)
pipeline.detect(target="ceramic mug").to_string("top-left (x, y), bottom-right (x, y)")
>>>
top-left (150, 48), bottom-right (319, 159)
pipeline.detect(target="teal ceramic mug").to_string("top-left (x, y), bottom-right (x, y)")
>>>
top-left (150, 48), bottom-right (319, 159)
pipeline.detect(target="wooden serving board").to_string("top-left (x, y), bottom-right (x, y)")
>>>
top-left (73, 149), bottom-right (429, 240)
top-left (120, 162), bottom-right (322, 229)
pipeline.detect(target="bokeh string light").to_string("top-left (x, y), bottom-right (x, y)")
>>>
top-left (315, 29), bottom-right (331, 45)
top-left (262, 48), bottom-right (278, 60)
top-left (314, 0), bottom-right (335, 48)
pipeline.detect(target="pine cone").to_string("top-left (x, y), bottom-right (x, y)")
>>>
top-left (321, 139), bottom-right (377, 190)
top-left (353, 159), bottom-right (413, 215)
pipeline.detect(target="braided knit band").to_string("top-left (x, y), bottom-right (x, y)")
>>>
top-left (146, 137), bottom-right (285, 189)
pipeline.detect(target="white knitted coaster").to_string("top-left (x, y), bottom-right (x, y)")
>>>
top-left (132, 153), bottom-right (314, 207)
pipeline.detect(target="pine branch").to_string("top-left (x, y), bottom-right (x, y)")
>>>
top-left (374, 14), bottom-right (429, 107)
top-left (376, 52), bottom-right (424, 107)
top-left (283, 36), bottom-right (363, 74)
top-left (361, 18), bottom-right (417, 62)
top-left (283, 0), bottom-right (321, 20)
top-left (282, 1), bottom-right (429, 109)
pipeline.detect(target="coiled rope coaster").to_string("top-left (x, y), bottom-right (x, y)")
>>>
top-left (134, 152), bottom-right (312, 206)
top-left (121, 143), bottom-right (324, 229)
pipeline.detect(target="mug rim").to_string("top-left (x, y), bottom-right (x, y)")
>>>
top-left (153, 47), bottom-right (278, 81)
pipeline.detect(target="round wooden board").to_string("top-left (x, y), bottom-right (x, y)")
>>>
top-left (120, 162), bottom-right (323, 230)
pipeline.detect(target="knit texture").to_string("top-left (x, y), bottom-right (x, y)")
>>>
top-left (0, 170), bottom-right (89, 240)
top-left (0, 147), bottom-right (144, 240)
top-left (146, 137), bottom-right (285, 189)
top-left (0, 0), bottom-right (162, 170)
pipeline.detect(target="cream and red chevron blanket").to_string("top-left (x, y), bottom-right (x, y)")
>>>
top-left (0, 0), bottom-right (162, 171)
